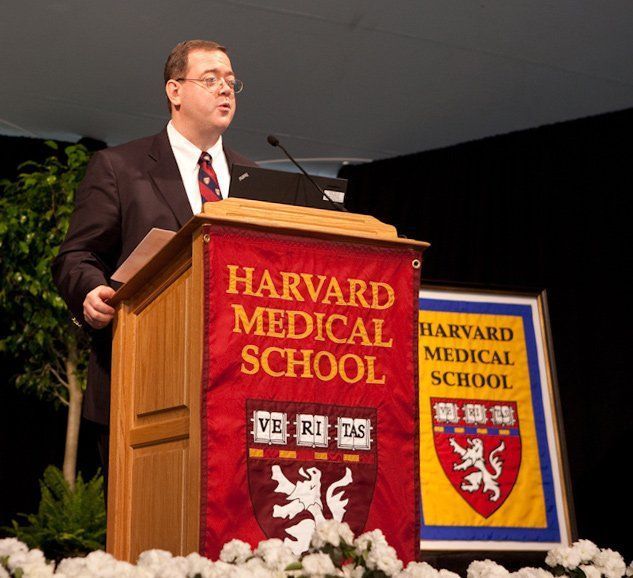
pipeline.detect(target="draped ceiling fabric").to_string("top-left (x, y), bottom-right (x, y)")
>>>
top-left (340, 107), bottom-right (633, 561)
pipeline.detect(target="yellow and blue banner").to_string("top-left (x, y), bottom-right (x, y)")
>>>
top-left (418, 288), bottom-right (572, 551)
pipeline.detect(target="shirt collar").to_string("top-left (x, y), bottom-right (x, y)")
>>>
top-left (167, 121), bottom-right (223, 170)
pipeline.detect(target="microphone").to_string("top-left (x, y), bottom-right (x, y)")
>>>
top-left (267, 134), bottom-right (347, 212)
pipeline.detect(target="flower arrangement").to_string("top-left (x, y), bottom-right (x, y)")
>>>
top-left (1, 522), bottom-right (630, 578)
top-left (544, 540), bottom-right (628, 578)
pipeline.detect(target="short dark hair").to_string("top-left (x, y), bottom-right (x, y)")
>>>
top-left (164, 40), bottom-right (227, 111)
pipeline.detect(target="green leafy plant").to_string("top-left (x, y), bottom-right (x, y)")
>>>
top-left (4, 465), bottom-right (105, 561)
top-left (0, 142), bottom-right (91, 486)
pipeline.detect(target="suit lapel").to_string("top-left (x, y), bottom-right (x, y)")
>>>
top-left (147, 130), bottom-right (193, 228)
top-left (224, 145), bottom-right (236, 172)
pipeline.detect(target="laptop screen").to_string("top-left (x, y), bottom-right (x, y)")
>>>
top-left (229, 164), bottom-right (347, 210)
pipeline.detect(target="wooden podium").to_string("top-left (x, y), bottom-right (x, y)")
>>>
top-left (106, 198), bottom-right (428, 561)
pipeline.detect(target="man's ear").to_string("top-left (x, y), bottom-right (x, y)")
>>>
top-left (166, 80), bottom-right (181, 109)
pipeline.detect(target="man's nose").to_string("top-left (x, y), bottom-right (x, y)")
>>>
top-left (217, 78), bottom-right (231, 95)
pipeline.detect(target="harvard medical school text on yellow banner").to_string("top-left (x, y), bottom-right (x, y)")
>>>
top-left (418, 289), bottom-right (571, 551)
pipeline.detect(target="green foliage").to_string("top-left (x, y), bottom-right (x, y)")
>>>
top-left (552, 568), bottom-right (587, 578)
top-left (0, 142), bottom-right (91, 405)
top-left (4, 465), bottom-right (106, 561)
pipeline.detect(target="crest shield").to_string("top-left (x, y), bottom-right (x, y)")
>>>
top-left (431, 397), bottom-right (521, 518)
top-left (247, 399), bottom-right (377, 555)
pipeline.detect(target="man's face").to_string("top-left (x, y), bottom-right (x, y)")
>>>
top-left (175, 49), bottom-right (237, 135)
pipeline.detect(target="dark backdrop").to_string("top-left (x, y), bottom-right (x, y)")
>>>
top-left (340, 107), bottom-right (633, 564)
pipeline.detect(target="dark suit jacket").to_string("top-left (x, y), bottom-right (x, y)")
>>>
top-left (52, 129), bottom-right (256, 425)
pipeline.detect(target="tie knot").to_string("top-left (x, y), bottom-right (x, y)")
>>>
top-left (199, 152), bottom-right (212, 166)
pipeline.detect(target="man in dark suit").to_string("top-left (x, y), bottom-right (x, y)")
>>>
top-left (52, 40), bottom-right (256, 474)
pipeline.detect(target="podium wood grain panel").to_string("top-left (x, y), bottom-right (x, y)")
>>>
top-left (130, 440), bottom-right (188, 559)
top-left (135, 272), bottom-right (190, 417)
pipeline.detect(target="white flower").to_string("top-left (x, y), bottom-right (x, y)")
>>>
top-left (236, 559), bottom-right (284, 578)
top-left (55, 557), bottom-right (89, 578)
top-left (151, 569), bottom-right (184, 578)
top-left (574, 540), bottom-right (600, 563)
top-left (4, 550), bottom-right (55, 578)
top-left (354, 530), bottom-right (402, 576)
top-left (579, 564), bottom-right (602, 578)
top-left (0, 538), bottom-right (29, 558)
top-left (626, 562), bottom-right (633, 577)
top-left (6, 549), bottom-right (51, 575)
top-left (311, 521), bottom-right (355, 549)
top-left (398, 565), bottom-right (460, 578)
top-left (398, 561), bottom-right (440, 578)
top-left (593, 548), bottom-right (626, 578)
top-left (184, 552), bottom-right (215, 578)
top-left (137, 549), bottom-right (174, 571)
top-left (231, 566), bottom-right (258, 578)
top-left (399, 565), bottom-right (459, 578)
top-left (153, 555), bottom-right (190, 578)
top-left (354, 529), bottom-right (381, 553)
top-left (220, 540), bottom-right (253, 564)
top-left (0, 566), bottom-right (10, 578)
top-left (512, 567), bottom-right (555, 578)
top-left (302, 553), bottom-right (337, 576)
top-left (55, 558), bottom-right (85, 578)
top-left (545, 546), bottom-right (582, 570)
top-left (6, 548), bottom-right (47, 569)
top-left (21, 565), bottom-right (56, 578)
top-left (254, 538), bottom-right (295, 571)
top-left (468, 559), bottom-right (511, 578)
top-left (240, 556), bottom-right (281, 578)
top-left (59, 550), bottom-right (150, 578)
top-left (243, 557), bottom-right (269, 570)
top-left (342, 564), bottom-right (365, 578)
top-left (133, 568), bottom-right (155, 578)
top-left (84, 550), bottom-right (130, 577)
top-left (204, 560), bottom-right (241, 578)
top-left (544, 548), bottom-right (563, 569)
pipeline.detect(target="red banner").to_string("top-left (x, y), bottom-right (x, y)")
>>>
top-left (200, 225), bottom-right (421, 562)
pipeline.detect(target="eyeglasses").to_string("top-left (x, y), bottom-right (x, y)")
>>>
top-left (176, 76), bottom-right (244, 95)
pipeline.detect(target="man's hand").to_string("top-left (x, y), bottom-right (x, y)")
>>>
top-left (83, 285), bottom-right (116, 329)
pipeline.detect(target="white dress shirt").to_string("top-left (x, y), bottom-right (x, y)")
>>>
top-left (166, 121), bottom-right (231, 214)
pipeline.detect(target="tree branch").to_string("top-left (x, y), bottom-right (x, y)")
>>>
top-left (54, 391), bottom-right (69, 407)
top-left (49, 364), bottom-right (69, 389)
top-left (51, 344), bottom-right (68, 368)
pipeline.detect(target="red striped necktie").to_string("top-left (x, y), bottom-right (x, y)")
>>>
top-left (198, 152), bottom-right (222, 203)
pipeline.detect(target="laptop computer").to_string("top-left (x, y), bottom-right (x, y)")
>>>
top-left (228, 164), bottom-right (347, 210)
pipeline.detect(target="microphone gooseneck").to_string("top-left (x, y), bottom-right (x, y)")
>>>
top-left (266, 135), bottom-right (346, 212)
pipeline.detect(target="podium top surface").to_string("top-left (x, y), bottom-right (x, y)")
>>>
top-left (111, 198), bottom-right (428, 304)
top-left (199, 198), bottom-right (429, 248)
